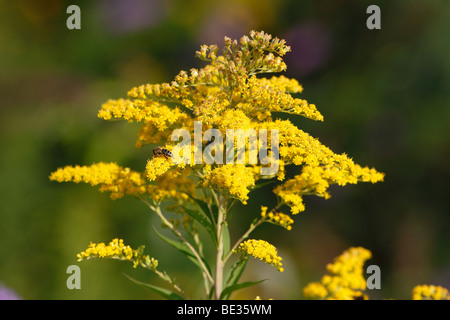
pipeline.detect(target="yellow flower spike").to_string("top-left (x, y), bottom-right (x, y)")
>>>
top-left (98, 98), bottom-right (190, 128)
top-left (234, 239), bottom-right (284, 272)
top-left (303, 282), bottom-right (328, 299)
top-left (77, 239), bottom-right (158, 269)
top-left (238, 75), bottom-right (323, 121)
top-left (49, 162), bottom-right (148, 200)
top-left (267, 75), bottom-right (303, 94)
top-left (303, 247), bottom-right (372, 300)
top-left (412, 285), bottom-right (449, 300)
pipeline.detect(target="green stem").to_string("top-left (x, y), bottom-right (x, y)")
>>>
top-left (192, 231), bottom-right (211, 297)
top-left (223, 218), bottom-right (264, 263)
top-left (144, 264), bottom-right (189, 299)
top-left (213, 193), bottom-right (226, 300)
top-left (140, 197), bottom-right (214, 286)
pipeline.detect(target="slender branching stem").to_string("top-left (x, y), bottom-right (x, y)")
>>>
top-left (224, 218), bottom-right (264, 263)
top-left (141, 264), bottom-right (189, 299)
top-left (139, 197), bottom-right (214, 285)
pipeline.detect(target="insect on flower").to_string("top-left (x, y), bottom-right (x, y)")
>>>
top-left (153, 147), bottom-right (173, 159)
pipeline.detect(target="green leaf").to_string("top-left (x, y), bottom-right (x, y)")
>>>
top-left (225, 257), bottom-right (248, 286)
top-left (123, 273), bottom-right (185, 300)
top-left (222, 257), bottom-right (249, 300)
top-left (153, 227), bottom-right (211, 274)
top-left (221, 222), bottom-right (230, 258)
top-left (182, 206), bottom-right (217, 245)
top-left (220, 279), bottom-right (266, 300)
top-left (185, 193), bottom-right (218, 224)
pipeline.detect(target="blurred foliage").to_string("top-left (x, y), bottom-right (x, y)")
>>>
top-left (0, 0), bottom-right (448, 299)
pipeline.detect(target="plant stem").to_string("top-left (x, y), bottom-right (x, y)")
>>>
top-left (223, 218), bottom-right (264, 263)
top-left (213, 193), bottom-right (226, 300)
top-left (151, 267), bottom-right (189, 299)
top-left (140, 197), bottom-right (214, 285)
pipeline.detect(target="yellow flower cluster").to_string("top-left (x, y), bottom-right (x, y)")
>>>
top-left (237, 75), bottom-right (323, 122)
top-left (49, 162), bottom-right (147, 200)
top-left (234, 239), bottom-right (284, 272)
top-left (150, 168), bottom-right (196, 204)
top-left (77, 238), bottom-right (158, 269)
top-left (412, 285), bottom-right (449, 300)
top-left (202, 165), bottom-right (255, 204)
top-left (216, 109), bottom-right (252, 131)
top-left (261, 119), bottom-right (385, 214)
top-left (196, 30), bottom-right (290, 74)
top-left (49, 162), bottom-right (194, 203)
top-left (98, 98), bottom-right (191, 148)
top-left (146, 157), bottom-right (173, 181)
top-left (260, 206), bottom-right (293, 230)
top-left (98, 98), bottom-right (188, 127)
top-left (193, 92), bottom-right (231, 126)
top-left (266, 75), bottom-right (303, 94)
top-left (303, 247), bottom-right (372, 300)
top-left (273, 186), bottom-right (306, 215)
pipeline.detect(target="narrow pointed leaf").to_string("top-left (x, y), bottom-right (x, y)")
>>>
top-left (220, 279), bottom-right (266, 300)
top-left (185, 193), bottom-right (218, 224)
top-left (222, 257), bottom-right (249, 300)
top-left (225, 257), bottom-right (248, 287)
top-left (182, 206), bottom-right (217, 245)
top-left (221, 222), bottom-right (230, 259)
top-left (153, 227), bottom-right (210, 274)
top-left (123, 273), bottom-right (185, 300)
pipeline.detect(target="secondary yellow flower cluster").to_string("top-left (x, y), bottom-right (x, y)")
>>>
top-left (303, 247), bottom-right (372, 300)
top-left (196, 31), bottom-right (290, 72)
top-left (98, 98), bottom-right (191, 148)
top-left (49, 162), bottom-right (147, 200)
top-left (77, 238), bottom-right (158, 269)
top-left (263, 119), bottom-right (385, 214)
top-left (260, 206), bottom-right (293, 230)
top-left (149, 167), bottom-right (196, 204)
top-left (238, 75), bottom-right (323, 121)
top-left (50, 162), bottom-right (194, 203)
top-left (412, 285), bottom-right (449, 300)
top-left (234, 239), bottom-right (284, 272)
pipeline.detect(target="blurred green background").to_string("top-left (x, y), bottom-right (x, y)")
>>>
top-left (0, 0), bottom-right (449, 299)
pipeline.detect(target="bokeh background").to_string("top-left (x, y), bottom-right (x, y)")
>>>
top-left (1, 0), bottom-right (449, 299)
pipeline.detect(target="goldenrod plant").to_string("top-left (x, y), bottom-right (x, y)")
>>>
top-left (50, 31), bottom-right (445, 300)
